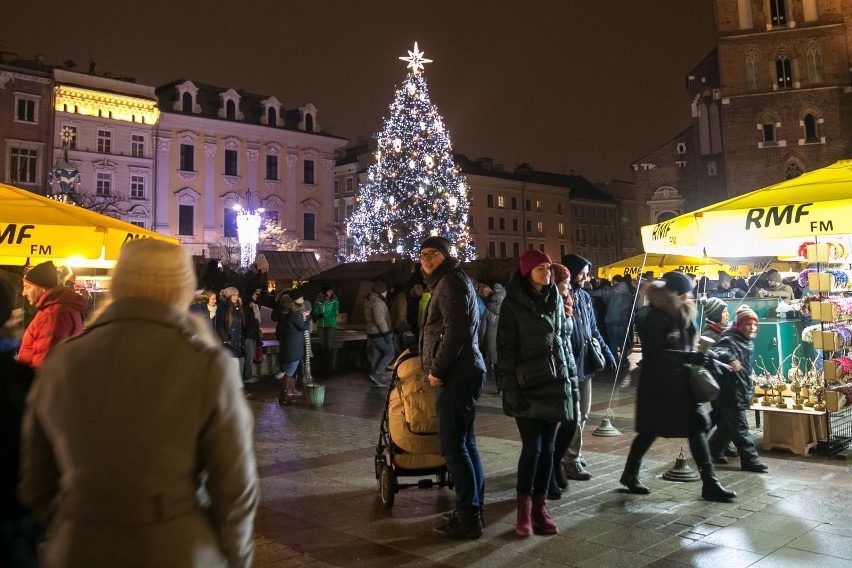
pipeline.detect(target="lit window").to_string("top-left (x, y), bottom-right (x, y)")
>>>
top-left (497, 195), bottom-right (505, 208)
top-left (536, 220), bottom-right (543, 233)
top-left (535, 199), bottom-right (542, 212)
top-left (558, 222), bottom-right (565, 236)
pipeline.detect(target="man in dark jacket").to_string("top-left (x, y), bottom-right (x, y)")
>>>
top-left (709, 271), bottom-right (745, 300)
top-left (419, 236), bottom-right (487, 540)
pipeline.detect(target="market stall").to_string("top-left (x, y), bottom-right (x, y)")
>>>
top-left (0, 182), bottom-right (177, 268)
top-left (597, 254), bottom-right (748, 280)
top-left (639, 159), bottom-right (852, 455)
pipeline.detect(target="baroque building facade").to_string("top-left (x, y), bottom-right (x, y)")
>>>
top-left (634, 0), bottom-right (852, 225)
top-left (154, 80), bottom-right (346, 260)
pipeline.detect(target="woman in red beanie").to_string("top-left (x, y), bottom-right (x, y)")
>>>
top-left (497, 250), bottom-right (576, 537)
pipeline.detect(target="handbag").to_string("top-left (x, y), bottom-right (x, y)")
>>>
top-left (252, 342), bottom-right (264, 365)
top-left (515, 355), bottom-right (558, 390)
top-left (688, 364), bottom-right (720, 403)
top-left (586, 337), bottom-right (606, 372)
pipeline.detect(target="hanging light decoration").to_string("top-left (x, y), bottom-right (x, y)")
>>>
top-left (234, 188), bottom-right (265, 268)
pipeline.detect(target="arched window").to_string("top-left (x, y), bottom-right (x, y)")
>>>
top-left (305, 113), bottom-right (314, 132)
top-left (775, 52), bottom-right (792, 89)
top-left (807, 40), bottom-right (823, 84)
top-left (804, 113), bottom-right (819, 141)
top-left (746, 49), bottom-right (760, 90)
top-left (785, 162), bottom-right (802, 179)
top-left (226, 100), bottom-right (236, 120)
top-left (267, 107), bottom-right (276, 126)
top-left (182, 92), bottom-right (193, 113)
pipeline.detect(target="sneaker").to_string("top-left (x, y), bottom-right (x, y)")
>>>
top-left (432, 514), bottom-right (483, 540)
top-left (564, 458), bottom-right (592, 481)
top-left (368, 374), bottom-right (385, 387)
top-left (712, 454), bottom-right (728, 465)
top-left (442, 509), bottom-right (486, 526)
top-left (275, 372), bottom-right (285, 380)
top-left (243, 377), bottom-right (260, 384)
top-left (741, 461), bottom-right (768, 473)
top-left (578, 454), bottom-right (587, 467)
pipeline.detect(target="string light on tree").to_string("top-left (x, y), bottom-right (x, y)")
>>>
top-left (348, 42), bottom-right (475, 261)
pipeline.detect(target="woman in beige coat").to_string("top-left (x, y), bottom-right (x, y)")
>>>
top-left (19, 239), bottom-right (259, 568)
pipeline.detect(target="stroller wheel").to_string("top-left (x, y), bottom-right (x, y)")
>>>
top-left (380, 464), bottom-right (397, 509)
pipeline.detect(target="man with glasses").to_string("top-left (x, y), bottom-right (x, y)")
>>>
top-left (419, 236), bottom-right (487, 540)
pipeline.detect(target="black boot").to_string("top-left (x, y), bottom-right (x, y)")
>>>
top-left (619, 458), bottom-right (650, 495)
top-left (699, 463), bottom-right (736, 502)
top-left (553, 461), bottom-right (568, 490)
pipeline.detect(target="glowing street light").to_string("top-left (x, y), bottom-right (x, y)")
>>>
top-left (234, 189), bottom-right (265, 268)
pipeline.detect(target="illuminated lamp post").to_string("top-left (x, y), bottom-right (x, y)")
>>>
top-left (234, 189), bottom-right (265, 269)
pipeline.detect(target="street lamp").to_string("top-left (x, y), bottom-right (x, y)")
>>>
top-left (234, 188), bottom-right (265, 268)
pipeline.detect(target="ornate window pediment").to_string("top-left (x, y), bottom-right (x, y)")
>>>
top-left (301, 197), bottom-right (320, 213)
top-left (175, 187), bottom-right (200, 205)
top-left (218, 89), bottom-right (244, 120)
top-left (261, 97), bottom-right (284, 127)
top-left (223, 136), bottom-right (241, 150)
top-left (93, 159), bottom-right (118, 171)
top-left (300, 103), bottom-right (318, 132)
top-left (174, 81), bottom-right (200, 114)
top-left (179, 130), bottom-right (198, 144)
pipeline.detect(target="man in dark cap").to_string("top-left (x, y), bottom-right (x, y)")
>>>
top-left (419, 236), bottom-right (487, 539)
top-left (709, 271), bottom-right (745, 299)
top-left (756, 269), bottom-right (794, 302)
top-left (19, 261), bottom-right (86, 368)
top-left (553, 254), bottom-right (616, 483)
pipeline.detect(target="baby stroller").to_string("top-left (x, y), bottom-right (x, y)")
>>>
top-left (374, 348), bottom-right (453, 508)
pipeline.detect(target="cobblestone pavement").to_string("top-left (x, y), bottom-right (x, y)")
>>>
top-left (243, 360), bottom-right (852, 568)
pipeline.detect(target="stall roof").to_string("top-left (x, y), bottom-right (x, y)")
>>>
top-left (308, 261), bottom-right (398, 283)
top-left (261, 250), bottom-right (322, 281)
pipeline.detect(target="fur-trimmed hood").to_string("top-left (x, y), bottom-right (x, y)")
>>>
top-left (646, 281), bottom-right (696, 327)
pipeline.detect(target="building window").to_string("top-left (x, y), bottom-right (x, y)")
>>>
top-left (560, 244), bottom-right (567, 258)
top-left (557, 202), bottom-right (563, 215)
top-left (497, 195), bottom-right (505, 208)
top-left (224, 208), bottom-right (238, 238)
top-left (513, 242), bottom-right (520, 258)
top-left (226, 100), bottom-right (236, 120)
top-left (499, 217), bottom-right (506, 230)
top-left (526, 220), bottom-right (532, 232)
top-left (304, 212), bottom-right (315, 240)
top-left (488, 217), bottom-right (494, 230)
top-left (769, 0), bottom-right (787, 26)
top-left (131, 221), bottom-right (146, 229)
top-left (178, 205), bottom-right (194, 235)
top-left (224, 149), bottom-right (238, 176)
top-left (708, 161), bottom-right (717, 176)
top-left (345, 177), bottom-right (354, 192)
top-left (500, 242), bottom-right (507, 258)
top-left (264, 210), bottom-right (279, 226)
top-left (558, 222), bottom-right (565, 236)
top-left (486, 194), bottom-right (494, 208)
top-left (676, 142), bottom-right (687, 154)
top-left (746, 49), bottom-right (760, 90)
top-left (512, 218), bottom-right (519, 231)
top-left (762, 123), bottom-right (777, 143)
top-left (267, 107), bottom-right (276, 125)
top-left (334, 179), bottom-right (340, 194)
top-left (535, 199), bottom-right (542, 212)
top-left (488, 241), bottom-right (496, 257)
top-left (15, 96), bottom-right (37, 123)
top-left (525, 199), bottom-right (531, 212)
top-left (775, 54), bottom-right (792, 89)
top-left (97, 129), bottom-right (112, 153)
top-left (130, 174), bottom-right (145, 198)
top-left (9, 147), bottom-right (37, 183)
top-left (536, 220), bottom-right (543, 233)
top-left (807, 40), bottom-right (823, 84)
top-left (182, 92), bottom-right (193, 113)
top-left (511, 197), bottom-right (518, 210)
top-left (131, 134), bottom-right (145, 157)
top-left (803, 113), bottom-right (819, 142)
top-left (304, 160), bottom-right (315, 184)
top-left (266, 155), bottom-right (278, 180)
top-left (345, 204), bottom-right (353, 217)
top-left (334, 206), bottom-right (340, 222)
top-left (96, 172), bottom-right (112, 196)
top-left (179, 143), bottom-right (194, 171)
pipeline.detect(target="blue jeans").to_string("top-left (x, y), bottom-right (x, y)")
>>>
top-left (370, 334), bottom-right (395, 377)
top-left (606, 323), bottom-right (629, 363)
top-left (242, 338), bottom-right (256, 381)
top-left (279, 359), bottom-right (300, 377)
top-left (436, 371), bottom-right (485, 519)
top-left (515, 417), bottom-right (558, 495)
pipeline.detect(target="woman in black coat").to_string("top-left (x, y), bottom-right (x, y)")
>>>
top-left (215, 287), bottom-right (245, 359)
top-left (272, 290), bottom-right (309, 404)
top-left (497, 250), bottom-right (575, 537)
top-left (619, 272), bottom-right (736, 502)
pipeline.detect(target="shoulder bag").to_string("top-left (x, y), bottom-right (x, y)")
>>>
top-left (688, 364), bottom-right (720, 403)
top-left (586, 337), bottom-right (606, 372)
top-left (515, 355), bottom-right (558, 390)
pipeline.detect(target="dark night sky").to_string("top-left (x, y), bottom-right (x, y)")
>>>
top-left (2, 1), bottom-right (717, 182)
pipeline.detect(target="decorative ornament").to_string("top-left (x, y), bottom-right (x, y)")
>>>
top-left (399, 41), bottom-right (433, 74)
top-left (393, 138), bottom-right (402, 152)
top-left (406, 83), bottom-right (417, 96)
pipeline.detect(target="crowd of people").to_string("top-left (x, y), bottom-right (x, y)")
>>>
top-left (0, 237), bottom-right (780, 564)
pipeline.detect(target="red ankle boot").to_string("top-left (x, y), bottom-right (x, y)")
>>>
top-left (515, 494), bottom-right (532, 536)
top-left (532, 494), bottom-right (558, 535)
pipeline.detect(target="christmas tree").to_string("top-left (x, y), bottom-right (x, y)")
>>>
top-left (348, 42), bottom-right (475, 261)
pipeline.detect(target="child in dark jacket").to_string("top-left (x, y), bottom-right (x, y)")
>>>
top-left (707, 305), bottom-right (768, 472)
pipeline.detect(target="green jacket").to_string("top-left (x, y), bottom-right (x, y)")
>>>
top-left (418, 291), bottom-right (431, 328)
top-left (312, 294), bottom-right (339, 328)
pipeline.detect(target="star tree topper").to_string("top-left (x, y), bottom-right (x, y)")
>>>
top-left (399, 41), bottom-right (433, 74)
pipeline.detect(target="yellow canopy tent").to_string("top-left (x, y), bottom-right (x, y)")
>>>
top-left (0, 183), bottom-right (178, 267)
top-left (640, 159), bottom-right (852, 257)
top-left (597, 254), bottom-right (748, 279)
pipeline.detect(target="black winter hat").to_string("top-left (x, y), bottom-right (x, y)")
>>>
top-left (717, 271), bottom-right (732, 283)
top-left (419, 236), bottom-right (452, 258)
top-left (372, 280), bottom-right (388, 294)
top-left (662, 271), bottom-right (693, 295)
top-left (23, 261), bottom-right (58, 289)
top-left (561, 254), bottom-right (591, 280)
